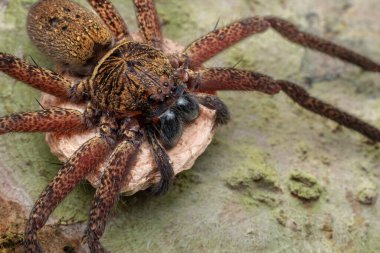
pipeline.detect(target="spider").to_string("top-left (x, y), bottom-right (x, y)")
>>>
top-left (0, 0), bottom-right (380, 252)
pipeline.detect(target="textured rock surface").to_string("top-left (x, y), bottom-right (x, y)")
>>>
top-left (1, 0), bottom-right (380, 252)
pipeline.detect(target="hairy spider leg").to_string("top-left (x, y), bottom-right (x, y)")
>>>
top-left (147, 128), bottom-right (174, 195)
top-left (189, 68), bottom-right (281, 95)
top-left (0, 108), bottom-right (85, 135)
top-left (193, 93), bottom-right (230, 125)
top-left (134, 0), bottom-right (163, 50)
top-left (190, 68), bottom-right (380, 142)
top-left (85, 130), bottom-right (142, 253)
top-left (183, 16), bottom-right (380, 72)
top-left (277, 80), bottom-right (380, 141)
top-left (86, 0), bottom-right (130, 40)
top-left (24, 136), bottom-right (112, 253)
top-left (183, 16), bottom-right (380, 141)
top-left (0, 53), bottom-right (77, 99)
top-left (264, 16), bottom-right (380, 72)
top-left (183, 17), bottom-right (269, 68)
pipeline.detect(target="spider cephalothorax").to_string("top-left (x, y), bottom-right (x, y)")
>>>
top-left (86, 39), bottom-right (203, 149)
top-left (1, 0), bottom-right (380, 252)
top-left (89, 41), bottom-right (179, 116)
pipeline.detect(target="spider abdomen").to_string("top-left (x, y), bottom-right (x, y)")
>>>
top-left (89, 41), bottom-right (177, 117)
top-left (27, 0), bottom-right (113, 75)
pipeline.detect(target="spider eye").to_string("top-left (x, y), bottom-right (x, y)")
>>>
top-left (159, 109), bottom-right (183, 149)
top-left (174, 94), bottom-right (200, 122)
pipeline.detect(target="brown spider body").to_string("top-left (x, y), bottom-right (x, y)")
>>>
top-left (1, 0), bottom-right (380, 252)
top-left (89, 41), bottom-right (177, 117)
top-left (28, 0), bottom-right (178, 116)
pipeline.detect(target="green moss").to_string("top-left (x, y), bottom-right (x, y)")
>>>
top-left (171, 170), bottom-right (201, 193)
top-left (224, 145), bottom-right (281, 208)
top-left (253, 193), bottom-right (281, 207)
top-left (356, 180), bottom-right (377, 205)
top-left (287, 170), bottom-right (322, 201)
top-left (226, 146), bottom-right (280, 192)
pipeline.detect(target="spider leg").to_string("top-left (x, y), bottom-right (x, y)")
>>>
top-left (133, 0), bottom-right (163, 50)
top-left (0, 108), bottom-right (85, 135)
top-left (188, 68), bottom-right (281, 95)
top-left (264, 16), bottom-right (380, 72)
top-left (183, 17), bottom-right (269, 68)
top-left (183, 17), bottom-right (380, 71)
top-left (277, 80), bottom-right (380, 141)
top-left (0, 53), bottom-right (86, 100)
top-left (86, 0), bottom-right (129, 40)
top-left (192, 93), bottom-right (230, 125)
top-left (24, 136), bottom-right (112, 253)
top-left (146, 127), bottom-right (174, 195)
top-left (189, 68), bottom-right (380, 142)
top-left (85, 122), bottom-right (142, 253)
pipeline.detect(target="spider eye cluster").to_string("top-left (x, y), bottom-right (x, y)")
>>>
top-left (158, 94), bottom-right (200, 148)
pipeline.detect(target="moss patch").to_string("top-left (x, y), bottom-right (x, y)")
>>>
top-left (225, 145), bottom-right (281, 207)
top-left (356, 180), bottom-right (378, 205)
top-left (172, 170), bottom-right (202, 193)
top-left (226, 147), bottom-right (280, 191)
top-left (288, 170), bottom-right (322, 201)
